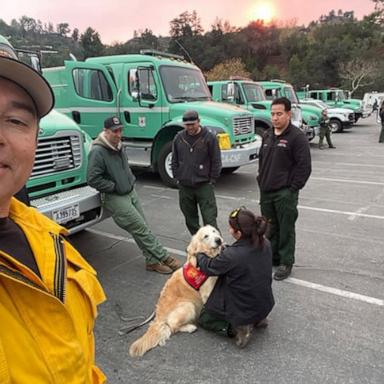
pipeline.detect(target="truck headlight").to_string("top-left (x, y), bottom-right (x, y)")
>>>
top-left (217, 133), bottom-right (231, 150)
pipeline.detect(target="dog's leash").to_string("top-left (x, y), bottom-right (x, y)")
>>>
top-left (115, 303), bottom-right (155, 335)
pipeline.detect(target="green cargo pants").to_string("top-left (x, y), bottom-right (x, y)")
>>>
top-left (103, 188), bottom-right (168, 265)
top-left (198, 308), bottom-right (232, 337)
top-left (178, 183), bottom-right (218, 235)
top-left (260, 188), bottom-right (299, 266)
top-left (319, 125), bottom-right (334, 147)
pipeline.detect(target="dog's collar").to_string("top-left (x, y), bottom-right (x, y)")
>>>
top-left (183, 263), bottom-right (208, 290)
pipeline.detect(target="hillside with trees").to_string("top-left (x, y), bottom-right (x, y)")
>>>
top-left (1, 0), bottom-right (383, 96)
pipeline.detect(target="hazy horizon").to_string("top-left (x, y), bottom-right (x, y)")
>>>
top-left (2, 0), bottom-right (376, 44)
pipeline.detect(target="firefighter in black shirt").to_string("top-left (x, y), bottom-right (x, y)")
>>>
top-left (257, 97), bottom-right (311, 280)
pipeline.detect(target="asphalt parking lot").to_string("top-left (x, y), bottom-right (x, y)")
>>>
top-left (70, 115), bottom-right (384, 384)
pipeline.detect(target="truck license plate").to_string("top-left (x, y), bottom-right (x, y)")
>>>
top-left (52, 204), bottom-right (80, 224)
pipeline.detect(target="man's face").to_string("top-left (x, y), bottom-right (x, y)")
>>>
top-left (0, 78), bottom-right (38, 211)
top-left (184, 120), bottom-right (200, 135)
top-left (104, 127), bottom-right (122, 147)
top-left (271, 104), bottom-right (291, 131)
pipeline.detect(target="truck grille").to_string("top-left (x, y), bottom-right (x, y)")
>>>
top-left (233, 116), bottom-right (253, 135)
top-left (30, 133), bottom-right (82, 178)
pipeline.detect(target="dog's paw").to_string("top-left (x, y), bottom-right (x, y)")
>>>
top-left (179, 324), bottom-right (197, 333)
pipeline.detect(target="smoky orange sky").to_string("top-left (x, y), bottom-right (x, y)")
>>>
top-left (2, 0), bottom-right (376, 44)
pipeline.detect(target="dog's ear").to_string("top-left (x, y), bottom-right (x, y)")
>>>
top-left (186, 234), bottom-right (199, 267)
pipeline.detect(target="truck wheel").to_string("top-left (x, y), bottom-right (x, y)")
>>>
top-left (255, 126), bottom-right (267, 138)
top-left (158, 142), bottom-right (178, 188)
top-left (221, 167), bottom-right (240, 174)
top-left (329, 119), bottom-right (343, 133)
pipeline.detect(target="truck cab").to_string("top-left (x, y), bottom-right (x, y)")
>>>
top-left (208, 80), bottom-right (272, 137)
top-left (258, 80), bottom-right (319, 141)
top-left (303, 89), bottom-right (364, 122)
top-left (43, 51), bottom-right (260, 186)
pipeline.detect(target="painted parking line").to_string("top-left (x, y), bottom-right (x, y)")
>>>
top-left (310, 177), bottom-right (384, 186)
top-left (286, 278), bottom-right (384, 306)
top-left (141, 186), bottom-right (384, 221)
top-left (87, 228), bottom-right (187, 257)
top-left (298, 205), bottom-right (384, 220)
top-left (312, 161), bottom-right (384, 168)
top-left (87, 228), bottom-right (384, 307)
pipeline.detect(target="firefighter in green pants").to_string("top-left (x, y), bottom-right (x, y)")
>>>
top-left (87, 116), bottom-right (180, 274)
top-left (257, 97), bottom-right (311, 280)
top-left (319, 109), bottom-right (336, 149)
top-left (171, 110), bottom-right (222, 235)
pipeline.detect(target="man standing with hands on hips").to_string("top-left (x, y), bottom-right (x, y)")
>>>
top-left (172, 110), bottom-right (222, 235)
top-left (257, 97), bottom-right (311, 280)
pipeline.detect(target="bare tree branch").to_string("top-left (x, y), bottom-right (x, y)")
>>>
top-left (339, 58), bottom-right (378, 95)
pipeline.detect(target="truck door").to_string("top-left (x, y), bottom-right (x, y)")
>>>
top-left (59, 61), bottom-right (118, 139)
top-left (121, 63), bottom-right (165, 139)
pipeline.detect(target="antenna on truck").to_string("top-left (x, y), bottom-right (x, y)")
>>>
top-left (174, 40), bottom-right (194, 64)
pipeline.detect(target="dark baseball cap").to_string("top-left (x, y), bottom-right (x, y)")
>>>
top-left (104, 116), bottom-right (123, 131)
top-left (0, 56), bottom-right (54, 119)
top-left (182, 110), bottom-right (199, 124)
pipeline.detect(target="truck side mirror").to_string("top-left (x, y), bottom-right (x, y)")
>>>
top-left (137, 67), bottom-right (158, 103)
top-left (226, 83), bottom-right (235, 102)
top-left (131, 90), bottom-right (139, 101)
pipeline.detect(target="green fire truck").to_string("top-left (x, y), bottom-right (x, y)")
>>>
top-left (43, 50), bottom-right (260, 186)
top-left (208, 80), bottom-right (272, 137)
top-left (258, 80), bottom-right (321, 140)
top-left (297, 88), bottom-right (365, 122)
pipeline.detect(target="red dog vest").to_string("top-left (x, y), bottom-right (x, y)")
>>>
top-left (183, 263), bottom-right (208, 290)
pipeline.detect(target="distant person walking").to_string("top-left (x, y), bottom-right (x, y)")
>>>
top-left (257, 97), bottom-right (311, 281)
top-left (171, 110), bottom-right (222, 235)
top-left (87, 116), bottom-right (180, 274)
top-left (319, 109), bottom-right (336, 149)
top-left (372, 99), bottom-right (378, 113)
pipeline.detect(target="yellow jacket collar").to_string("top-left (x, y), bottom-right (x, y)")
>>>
top-left (9, 197), bottom-right (68, 236)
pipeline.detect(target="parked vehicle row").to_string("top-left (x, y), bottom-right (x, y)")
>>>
top-left (297, 88), bottom-right (367, 122)
top-left (299, 99), bottom-right (355, 133)
top-left (43, 50), bottom-right (260, 187)
top-left (5, 32), bottom-right (374, 229)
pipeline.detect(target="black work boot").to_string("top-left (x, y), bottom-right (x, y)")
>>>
top-left (234, 324), bottom-right (253, 348)
top-left (273, 264), bottom-right (293, 281)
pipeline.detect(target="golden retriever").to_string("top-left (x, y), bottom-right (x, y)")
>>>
top-left (129, 225), bottom-right (223, 357)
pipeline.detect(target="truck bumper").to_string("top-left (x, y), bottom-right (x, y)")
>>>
top-left (301, 124), bottom-right (317, 140)
top-left (31, 185), bottom-right (106, 235)
top-left (221, 138), bottom-right (261, 168)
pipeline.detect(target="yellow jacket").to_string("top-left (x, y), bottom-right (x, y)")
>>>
top-left (0, 198), bottom-right (106, 383)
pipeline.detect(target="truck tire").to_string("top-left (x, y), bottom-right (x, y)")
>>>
top-left (221, 167), bottom-right (240, 174)
top-left (329, 119), bottom-right (343, 133)
top-left (255, 125), bottom-right (267, 138)
top-left (158, 141), bottom-right (178, 188)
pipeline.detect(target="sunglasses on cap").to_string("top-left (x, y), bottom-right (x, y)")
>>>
top-left (229, 206), bottom-right (247, 229)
